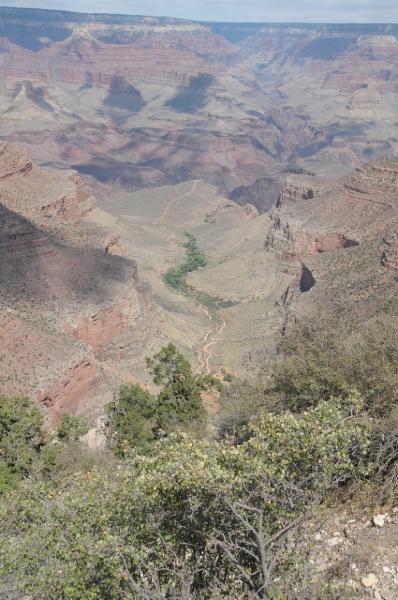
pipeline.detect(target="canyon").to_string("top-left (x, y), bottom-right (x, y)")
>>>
top-left (1, 8), bottom-right (398, 422)
top-left (3, 10), bottom-right (398, 209)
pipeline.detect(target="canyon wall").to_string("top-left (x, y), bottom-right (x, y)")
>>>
top-left (3, 10), bottom-right (398, 212)
top-left (0, 143), bottom-right (153, 425)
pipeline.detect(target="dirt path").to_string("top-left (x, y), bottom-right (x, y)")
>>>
top-left (154, 181), bottom-right (225, 376)
top-left (155, 180), bottom-right (198, 226)
top-left (196, 304), bottom-right (226, 375)
top-left (196, 305), bottom-right (226, 417)
top-left (166, 232), bottom-right (176, 243)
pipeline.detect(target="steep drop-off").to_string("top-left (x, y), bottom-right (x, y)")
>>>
top-left (4, 10), bottom-right (398, 211)
top-left (0, 143), bottom-right (152, 424)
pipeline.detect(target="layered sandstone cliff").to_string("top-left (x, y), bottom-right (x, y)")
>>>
top-left (0, 144), bottom-right (153, 425)
top-left (263, 159), bottom-right (398, 336)
top-left (8, 10), bottom-right (398, 212)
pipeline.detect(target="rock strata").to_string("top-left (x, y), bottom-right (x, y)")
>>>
top-left (0, 144), bottom-right (152, 424)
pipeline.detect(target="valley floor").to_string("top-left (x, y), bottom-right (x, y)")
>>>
top-left (91, 179), bottom-right (288, 379)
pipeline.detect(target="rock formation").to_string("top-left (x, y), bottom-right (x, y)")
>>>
top-left (4, 10), bottom-right (398, 212)
top-left (0, 143), bottom-right (152, 425)
top-left (2, 9), bottom-right (398, 423)
top-left (263, 158), bottom-right (398, 337)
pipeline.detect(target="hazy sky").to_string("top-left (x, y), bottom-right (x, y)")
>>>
top-left (2, 0), bottom-right (398, 23)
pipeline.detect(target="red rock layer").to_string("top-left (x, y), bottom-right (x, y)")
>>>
top-left (0, 144), bottom-right (151, 424)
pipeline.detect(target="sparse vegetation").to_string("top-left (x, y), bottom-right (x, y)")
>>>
top-left (164, 232), bottom-right (239, 312)
top-left (2, 326), bottom-right (398, 597)
top-left (269, 314), bottom-right (398, 416)
top-left (194, 289), bottom-right (239, 311)
top-left (164, 232), bottom-right (206, 291)
top-left (107, 343), bottom-right (219, 454)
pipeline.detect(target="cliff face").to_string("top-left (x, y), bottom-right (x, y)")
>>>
top-left (2, 149), bottom-right (398, 419)
top-left (0, 8), bottom-right (233, 84)
top-left (240, 26), bottom-right (398, 178)
top-left (263, 159), bottom-right (398, 336)
top-left (0, 144), bottom-right (153, 425)
top-left (2, 10), bottom-right (398, 416)
top-left (4, 10), bottom-right (398, 213)
top-left (0, 8), bottom-right (212, 51)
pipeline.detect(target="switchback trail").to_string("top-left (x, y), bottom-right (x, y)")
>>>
top-left (157, 187), bottom-right (225, 375)
top-left (196, 303), bottom-right (226, 375)
top-left (155, 180), bottom-right (198, 226)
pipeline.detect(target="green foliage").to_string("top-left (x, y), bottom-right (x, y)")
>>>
top-left (107, 344), bottom-right (219, 454)
top-left (0, 395), bottom-right (48, 492)
top-left (146, 341), bottom-right (193, 387)
top-left (164, 232), bottom-right (206, 291)
top-left (271, 315), bottom-right (398, 415)
top-left (243, 391), bottom-right (370, 491)
top-left (147, 343), bottom-right (217, 432)
top-left (164, 265), bottom-right (185, 289)
top-left (163, 232), bottom-right (237, 316)
top-left (56, 413), bottom-right (88, 443)
top-left (166, 273), bottom-right (237, 312)
top-left (0, 395), bottom-right (369, 599)
top-left (108, 384), bottom-right (157, 455)
top-left (193, 289), bottom-right (239, 311)
top-left (1, 308), bottom-right (396, 597)
top-left (182, 232), bottom-right (207, 271)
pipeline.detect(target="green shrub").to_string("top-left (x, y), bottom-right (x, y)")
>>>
top-left (107, 383), bottom-right (157, 455)
top-left (270, 315), bottom-right (398, 416)
top-left (56, 413), bottom-right (88, 443)
top-left (0, 394), bottom-right (369, 599)
top-left (146, 342), bottom-right (209, 432)
top-left (107, 344), bottom-right (219, 454)
top-left (164, 232), bottom-right (206, 291)
top-left (0, 395), bottom-right (49, 492)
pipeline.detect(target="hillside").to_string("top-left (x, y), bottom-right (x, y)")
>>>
top-left (0, 143), bottom-right (154, 425)
top-left (264, 159), bottom-right (398, 331)
top-left (2, 141), bottom-right (398, 424)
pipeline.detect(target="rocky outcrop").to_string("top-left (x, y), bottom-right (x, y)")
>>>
top-left (264, 213), bottom-right (293, 255)
top-left (71, 293), bottom-right (144, 361)
top-left (40, 173), bottom-right (95, 221)
top-left (290, 232), bottom-right (359, 259)
top-left (0, 144), bottom-right (94, 223)
top-left (0, 145), bottom-right (153, 423)
top-left (0, 225), bottom-right (55, 260)
top-left (264, 209), bottom-right (358, 262)
top-left (0, 142), bottom-right (32, 179)
top-left (38, 358), bottom-right (97, 414)
top-left (382, 234), bottom-right (398, 271)
top-left (264, 157), bottom-right (398, 343)
top-left (82, 416), bottom-right (108, 452)
top-left (276, 179), bottom-right (319, 207)
top-left (105, 234), bottom-right (123, 256)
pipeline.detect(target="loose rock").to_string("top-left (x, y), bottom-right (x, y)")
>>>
top-left (361, 573), bottom-right (378, 588)
top-left (373, 514), bottom-right (387, 528)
